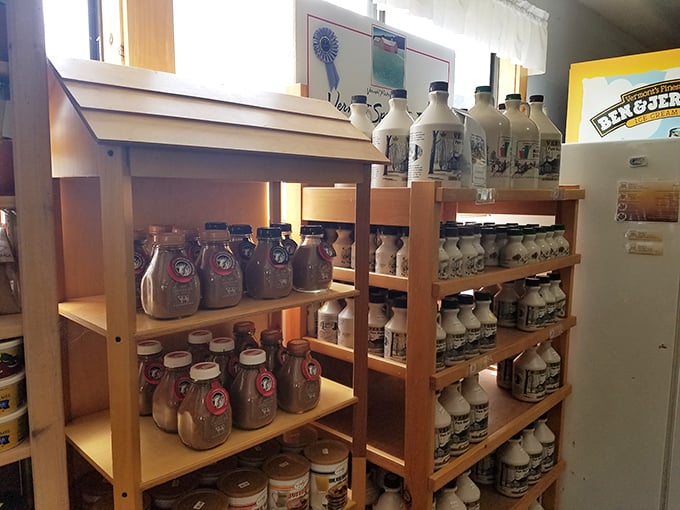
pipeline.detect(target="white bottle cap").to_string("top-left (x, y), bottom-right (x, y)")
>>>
top-left (209, 337), bottom-right (235, 353)
top-left (239, 348), bottom-right (266, 366)
top-left (188, 330), bottom-right (213, 345)
top-left (163, 350), bottom-right (192, 368)
top-left (137, 339), bottom-right (162, 356)
top-left (190, 361), bottom-right (221, 381)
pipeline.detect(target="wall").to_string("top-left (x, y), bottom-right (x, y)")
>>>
top-left (527, 0), bottom-right (647, 133)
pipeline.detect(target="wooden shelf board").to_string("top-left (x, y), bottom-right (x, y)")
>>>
top-left (306, 337), bottom-right (406, 379)
top-left (0, 440), bottom-right (30, 468)
top-left (437, 187), bottom-right (585, 203)
top-left (428, 371), bottom-right (571, 492)
top-left (317, 375), bottom-right (406, 477)
top-left (431, 316), bottom-right (576, 390)
top-left (0, 313), bottom-right (22, 340)
top-left (333, 267), bottom-right (408, 292)
top-left (434, 255), bottom-right (581, 299)
top-left (58, 282), bottom-right (358, 339)
top-left (65, 378), bottom-right (356, 490)
top-left (479, 460), bottom-right (565, 510)
top-left (0, 196), bottom-right (16, 208)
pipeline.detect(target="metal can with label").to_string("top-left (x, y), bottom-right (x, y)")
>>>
top-left (304, 439), bottom-right (349, 510)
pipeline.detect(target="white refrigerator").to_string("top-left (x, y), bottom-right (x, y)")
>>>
top-left (560, 139), bottom-right (680, 510)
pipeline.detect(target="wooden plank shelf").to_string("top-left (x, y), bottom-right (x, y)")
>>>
top-left (0, 313), bottom-right (22, 340)
top-left (332, 267), bottom-right (408, 292)
top-left (65, 378), bottom-right (356, 490)
top-left (428, 371), bottom-right (571, 492)
top-left (431, 316), bottom-right (576, 390)
top-left (58, 282), bottom-right (357, 340)
top-left (306, 337), bottom-right (407, 379)
top-left (478, 460), bottom-right (565, 510)
top-left (434, 254), bottom-right (581, 299)
top-left (0, 440), bottom-right (30, 468)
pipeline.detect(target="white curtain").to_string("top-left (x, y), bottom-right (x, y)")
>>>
top-left (376, 0), bottom-right (549, 74)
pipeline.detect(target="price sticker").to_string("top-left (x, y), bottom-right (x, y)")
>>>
top-left (475, 187), bottom-right (496, 205)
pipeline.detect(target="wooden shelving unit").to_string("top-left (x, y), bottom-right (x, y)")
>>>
top-left (302, 182), bottom-right (583, 508)
top-left (48, 57), bottom-right (387, 509)
top-left (0, 0), bottom-right (71, 507)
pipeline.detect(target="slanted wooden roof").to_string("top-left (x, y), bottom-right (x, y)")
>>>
top-left (47, 58), bottom-right (387, 166)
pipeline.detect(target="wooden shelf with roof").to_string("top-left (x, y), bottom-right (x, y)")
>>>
top-left (48, 57), bottom-right (387, 509)
top-left (301, 182), bottom-right (583, 508)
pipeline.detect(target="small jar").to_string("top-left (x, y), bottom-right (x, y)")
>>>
top-left (260, 328), bottom-right (284, 374)
top-left (522, 227), bottom-right (540, 263)
top-left (187, 330), bottom-right (212, 363)
top-left (230, 349), bottom-right (277, 429)
top-left (233, 321), bottom-right (259, 353)
top-left (444, 225), bottom-right (463, 279)
top-left (441, 296), bottom-right (467, 365)
top-left (262, 454), bottom-right (311, 510)
top-left (173, 225), bottom-right (201, 263)
top-left (461, 374), bottom-right (489, 443)
top-left (384, 296), bottom-right (408, 362)
top-left (534, 417), bottom-right (556, 472)
top-left (512, 346), bottom-right (547, 402)
top-left (333, 223), bottom-right (353, 268)
top-left (317, 299), bottom-right (343, 344)
top-left (276, 339), bottom-right (322, 413)
top-left (538, 276), bottom-right (557, 324)
top-left (500, 229), bottom-right (528, 268)
top-left (172, 489), bottom-right (229, 510)
top-left (495, 436), bottom-right (530, 498)
top-left (439, 382), bottom-right (470, 457)
top-left (177, 361), bottom-right (232, 450)
top-left (152, 351), bottom-right (192, 433)
top-left (458, 227), bottom-right (477, 276)
top-left (517, 278), bottom-right (546, 332)
top-left (197, 229), bottom-right (243, 309)
top-left (228, 224), bottom-right (256, 284)
top-left (549, 272), bottom-right (567, 319)
top-left (271, 221), bottom-right (298, 257)
top-left (217, 468), bottom-right (268, 509)
top-left (367, 291), bottom-right (388, 356)
top-left (480, 226), bottom-right (498, 267)
top-left (473, 291), bottom-right (497, 352)
top-left (457, 294), bottom-right (481, 359)
top-left (494, 281), bottom-right (520, 328)
top-left (535, 227), bottom-right (551, 261)
top-left (521, 426), bottom-right (544, 485)
top-left (396, 226), bottom-right (410, 277)
top-left (375, 226), bottom-right (399, 275)
top-left (246, 227), bottom-right (293, 300)
top-left (553, 224), bottom-right (570, 256)
top-left (137, 339), bottom-right (164, 416)
top-left (292, 225), bottom-right (333, 293)
top-left (141, 232), bottom-right (200, 319)
top-left (208, 337), bottom-right (237, 391)
top-left (133, 230), bottom-right (149, 310)
top-left (537, 339), bottom-right (561, 394)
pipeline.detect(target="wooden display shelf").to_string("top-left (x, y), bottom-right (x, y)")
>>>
top-left (0, 313), bottom-right (22, 340)
top-left (428, 371), bottom-right (571, 492)
top-left (0, 196), bottom-right (16, 208)
top-left (332, 267), bottom-right (408, 292)
top-left (478, 460), bottom-right (565, 510)
top-left (431, 316), bottom-right (576, 390)
top-left (58, 282), bottom-right (357, 340)
top-left (306, 338), bottom-right (406, 379)
top-left (302, 186), bottom-right (585, 228)
top-left (65, 378), bottom-right (356, 490)
top-left (434, 254), bottom-right (581, 299)
top-left (0, 440), bottom-right (30, 468)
